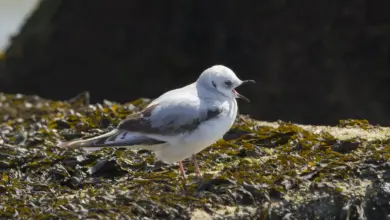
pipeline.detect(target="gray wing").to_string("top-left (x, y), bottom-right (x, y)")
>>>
top-left (117, 99), bottom-right (222, 136)
top-left (58, 129), bottom-right (166, 149)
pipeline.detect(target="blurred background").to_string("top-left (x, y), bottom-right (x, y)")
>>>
top-left (0, 0), bottom-right (389, 126)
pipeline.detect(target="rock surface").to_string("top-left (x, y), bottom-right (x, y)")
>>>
top-left (0, 92), bottom-right (389, 219)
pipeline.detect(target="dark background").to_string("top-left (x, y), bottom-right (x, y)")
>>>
top-left (0, 0), bottom-right (389, 126)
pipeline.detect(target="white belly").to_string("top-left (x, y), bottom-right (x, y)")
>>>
top-left (155, 99), bottom-right (237, 163)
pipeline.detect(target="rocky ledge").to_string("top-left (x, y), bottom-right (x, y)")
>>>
top-left (0, 92), bottom-right (389, 220)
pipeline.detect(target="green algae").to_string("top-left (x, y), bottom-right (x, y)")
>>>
top-left (0, 92), bottom-right (389, 219)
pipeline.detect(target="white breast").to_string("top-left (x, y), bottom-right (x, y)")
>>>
top-left (155, 98), bottom-right (238, 163)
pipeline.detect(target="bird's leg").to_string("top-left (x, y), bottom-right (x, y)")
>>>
top-left (192, 154), bottom-right (202, 178)
top-left (179, 160), bottom-right (186, 178)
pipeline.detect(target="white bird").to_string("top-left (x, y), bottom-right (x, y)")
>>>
top-left (58, 65), bottom-right (255, 178)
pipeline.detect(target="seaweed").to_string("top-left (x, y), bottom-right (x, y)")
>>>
top-left (0, 92), bottom-right (389, 219)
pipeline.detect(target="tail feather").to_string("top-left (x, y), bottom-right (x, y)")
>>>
top-left (57, 129), bottom-right (166, 151)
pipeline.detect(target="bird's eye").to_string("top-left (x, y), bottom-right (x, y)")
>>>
top-left (224, 80), bottom-right (232, 87)
top-left (212, 81), bottom-right (217, 88)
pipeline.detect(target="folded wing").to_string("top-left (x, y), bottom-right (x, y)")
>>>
top-left (59, 93), bottom-right (222, 150)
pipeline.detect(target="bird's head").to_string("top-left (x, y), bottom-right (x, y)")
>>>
top-left (197, 65), bottom-right (255, 102)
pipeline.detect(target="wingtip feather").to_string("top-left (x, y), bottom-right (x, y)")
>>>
top-left (57, 137), bottom-right (98, 149)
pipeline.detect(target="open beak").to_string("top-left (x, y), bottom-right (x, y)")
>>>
top-left (233, 80), bottom-right (256, 103)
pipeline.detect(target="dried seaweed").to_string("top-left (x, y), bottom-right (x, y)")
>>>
top-left (0, 92), bottom-right (389, 219)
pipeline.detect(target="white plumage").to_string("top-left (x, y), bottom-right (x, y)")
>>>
top-left (59, 65), bottom-right (255, 178)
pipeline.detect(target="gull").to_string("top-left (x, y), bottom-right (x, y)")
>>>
top-left (58, 65), bottom-right (255, 178)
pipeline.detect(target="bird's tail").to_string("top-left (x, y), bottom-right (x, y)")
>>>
top-left (57, 129), bottom-right (166, 151)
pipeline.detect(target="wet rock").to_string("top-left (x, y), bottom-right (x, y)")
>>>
top-left (331, 140), bottom-right (360, 154)
top-left (364, 180), bottom-right (390, 220)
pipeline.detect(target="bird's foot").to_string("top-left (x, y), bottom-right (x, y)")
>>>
top-left (179, 160), bottom-right (187, 179)
top-left (192, 154), bottom-right (203, 179)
